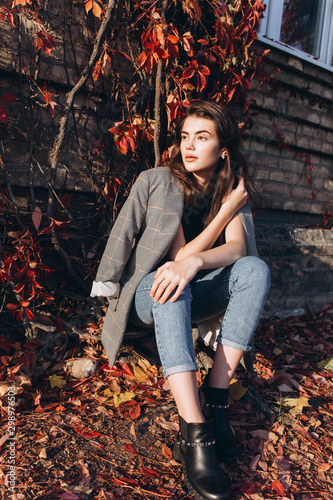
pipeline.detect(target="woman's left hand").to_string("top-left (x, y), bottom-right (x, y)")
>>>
top-left (150, 256), bottom-right (201, 304)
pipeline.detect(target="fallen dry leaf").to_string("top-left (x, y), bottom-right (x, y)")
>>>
top-left (280, 395), bottom-right (311, 415)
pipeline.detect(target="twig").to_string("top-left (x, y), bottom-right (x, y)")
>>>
top-left (47, 0), bottom-right (116, 216)
top-left (30, 321), bottom-right (56, 333)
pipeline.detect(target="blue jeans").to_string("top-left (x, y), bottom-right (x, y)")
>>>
top-left (129, 256), bottom-right (271, 378)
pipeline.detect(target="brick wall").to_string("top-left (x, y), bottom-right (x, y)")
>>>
top-left (247, 45), bottom-right (333, 316)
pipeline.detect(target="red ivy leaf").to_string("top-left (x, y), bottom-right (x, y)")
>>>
top-left (118, 362), bottom-right (133, 377)
top-left (22, 340), bottom-right (41, 350)
top-left (73, 426), bottom-right (102, 438)
top-left (24, 307), bottom-right (35, 319)
top-left (123, 443), bottom-right (137, 454)
top-left (6, 303), bottom-right (19, 311)
top-left (60, 194), bottom-right (73, 208)
top-left (32, 206), bottom-right (42, 232)
top-left (35, 31), bottom-right (57, 56)
top-left (141, 467), bottom-right (159, 477)
top-left (0, 94), bottom-right (16, 103)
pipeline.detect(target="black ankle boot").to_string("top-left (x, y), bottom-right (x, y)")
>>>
top-left (199, 377), bottom-right (238, 465)
top-left (174, 415), bottom-right (230, 500)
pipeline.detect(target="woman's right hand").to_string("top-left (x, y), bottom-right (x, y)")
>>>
top-left (221, 175), bottom-right (248, 217)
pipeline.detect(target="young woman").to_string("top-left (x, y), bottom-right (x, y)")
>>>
top-left (91, 100), bottom-right (271, 500)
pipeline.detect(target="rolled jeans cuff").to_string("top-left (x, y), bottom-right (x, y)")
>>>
top-left (218, 337), bottom-right (253, 352)
top-left (163, 361), bottom-right (199, 379)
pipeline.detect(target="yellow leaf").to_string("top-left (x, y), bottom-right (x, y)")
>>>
top-left (273, 347), bottom-right (283, 355)
top-left (280, 396), bottom-right (310, 415)
top-left (49, 375), bottom-right (66, 389)
top-left (229, 379), bottom-right (248, 401)
top-left (131, 362), bottom-right (149, 383)
top-left (317, 356), bottom-right (333, 371)
top-left (99, 387), bottom-right (114, 398)
top-left (113, 391), bottom-right (136, 408)
top-left (137, 357), bottom-right (158, 376)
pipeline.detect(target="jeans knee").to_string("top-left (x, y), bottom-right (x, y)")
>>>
top-left (235, 256), bottom-right (271, 289)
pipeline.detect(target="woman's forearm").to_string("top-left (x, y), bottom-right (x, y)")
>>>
top-left (192, 239), bottom-right (246, 271)
top-left (171, 203), bottom-right (234, 261)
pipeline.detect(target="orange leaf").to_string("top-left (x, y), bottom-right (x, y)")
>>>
top-left (24, 307), bottom-right (35, 320)
top-left (12, 0), bottom-right (31, 6)
top-left (161, 444), bottom-right (173, 459)
top-left (93, 61), bottom-right (101, 81)
top-left (85, 0), bottom-right (103, 19)
top-left (129, 403), bottom-right (141, 420)
top-left (271, 480), bottom-right (284, 496)
top-left (73, 426), bottom-right (102, 438)
top-left (141, 467), bottom-right (159, 477)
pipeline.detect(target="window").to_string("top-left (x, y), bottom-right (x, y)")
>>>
top-left (259, 0), bottom-right (333, 71)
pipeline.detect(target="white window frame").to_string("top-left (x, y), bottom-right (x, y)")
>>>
top-left (259, 0), bottom-right (333, 72)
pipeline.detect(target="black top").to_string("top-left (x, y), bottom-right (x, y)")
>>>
top-left (182, 192), bottom-right (214, 243)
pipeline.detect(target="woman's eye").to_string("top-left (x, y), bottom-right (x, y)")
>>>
top-left (198, 136), bottom-right (207, 141)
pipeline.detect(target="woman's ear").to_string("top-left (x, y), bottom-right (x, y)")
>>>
top-left (221, 149), bottom-right (227, 159)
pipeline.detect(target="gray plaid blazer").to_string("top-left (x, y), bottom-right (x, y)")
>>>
top-left (94, 167), bottom-right (258, 369)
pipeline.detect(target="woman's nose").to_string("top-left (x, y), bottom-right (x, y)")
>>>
top-left (186, 139), bottom-right (195, 150)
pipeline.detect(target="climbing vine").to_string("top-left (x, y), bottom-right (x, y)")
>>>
top-left (0, 0), bottom-right (273, 334)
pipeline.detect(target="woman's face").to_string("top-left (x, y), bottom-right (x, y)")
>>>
top-left (180, 115), bottom-right (224, 189)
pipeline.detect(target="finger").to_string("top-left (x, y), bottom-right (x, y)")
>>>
top-left (236, 176), bottom-right (245, 190)
top-left (153, 276), bottom-right (175, 303)
top-left (154, 268), bottom-right (162, 279)
top-left (150, 275), bottom-right (166, 299)
top-left (169, 283), bottom-right (185, 303)
top-left (154, 263), bottom-right (168, 278)
top-left (158, 282), bottom-right (177, 305)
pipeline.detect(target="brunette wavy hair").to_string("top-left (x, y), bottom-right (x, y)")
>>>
top-left (169, 100), bottom-right (257, 227)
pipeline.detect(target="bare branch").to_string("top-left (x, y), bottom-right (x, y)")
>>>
top-left (47, 0), bottom-right (116, 216)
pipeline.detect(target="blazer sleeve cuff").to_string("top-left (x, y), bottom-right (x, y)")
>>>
top-left (90, 280), bottom-right (120, 299)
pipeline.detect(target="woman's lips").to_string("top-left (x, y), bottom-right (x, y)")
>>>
top-left (185, 156), bottom-right (198, 162)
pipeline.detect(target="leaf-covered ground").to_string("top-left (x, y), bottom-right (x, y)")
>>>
top-left (0, 303), bottom-right (333, 500)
